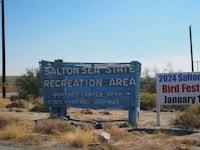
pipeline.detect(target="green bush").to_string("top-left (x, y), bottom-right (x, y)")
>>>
top-left (140, 92), bottom-right (156, 110)
top-left (16, 68), bottom-right (41, 99)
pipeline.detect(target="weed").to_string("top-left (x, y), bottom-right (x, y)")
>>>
top-left (18, 134), bottom-right (51, 145)
top-left (0, 113), bottom-right (21, 129)
top-left (180, 136), bottom-right (200, 147)
top-left (172, 104), bottom-right (200, 128)
top-left (0, 98), bottom-right (11, 107)
top-left (0, 114), bottom-right (33, 140)
top-left (0, 125), bottom-right (23, 140)
top-left (153, 130), bottom-right (170, 138)
top-left (82, 123), bottom-right (95, 132)
top-left (30, 98), bottom-right (50, 112)
top-left (62, 130), bottom-right (97, 149)
top-left (34, 119), bottom-right (75, 135)
top-left (6, 99), bottom-right (32, 109)
top-left (0, 115), bottom-right (11, 129)
top-left (104, 123), bottom-right (130, 140)
top-left (30, 104), bottom-right (50, 112)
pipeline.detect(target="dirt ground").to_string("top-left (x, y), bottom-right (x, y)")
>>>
top-left (0, 108), bottom-right (200, 150)
top-left (0, 107), bottom-right (176, 127)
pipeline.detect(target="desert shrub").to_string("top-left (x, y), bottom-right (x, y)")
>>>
top-left (30, 98), bottom-right (50, 112)
top-left (104, 123), bottom-right (129, 140)
top-left (10, 95), bottom-right (19, 101)
top-left (187, 104), bottom-right (200, 114)
top-left (29, 97), bottom-right (43, 105)
top-left (6, 99), bottom-right (32, 109)
top-left (140, 76), bottom-right (156, 93)
top-left (82, 123), bottom-right (94, 132)
top-left (34, 119), bottom-right (75, 135)
top-left (0, 114), bottom-right (33, 140)
top-left (172, 104), bottom-right (200, 128)
top-left (30, 104), bottom-right (50, 112)
top-left (62, 130), bottom-right (97, 149)
top-left (15, 68), bottom-right (41, 99)
top-left (0, 125), bottom-right (24, 140)
top-left (140, 92), bottom-right (156, 110)
top-left (0, 98), bottom-right (11, 107)
top-left (0, 114), bottom-right (12, 129)
top-left (35, 119), bottom-right (98, 148)
top-left (181, 136), bottom-right (200, 147)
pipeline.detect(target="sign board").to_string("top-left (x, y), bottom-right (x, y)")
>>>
top-left (156, 72), bottom-right (200, 126)
top-left (39, 60), bottom-right (141, 110)
top-left (156, 72), bottom-right (200, 105)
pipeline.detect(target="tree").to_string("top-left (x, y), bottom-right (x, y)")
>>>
top-left (163, 62), bottom-right (174, 73)
top-left (16, 68), bottom-right (41, 99)
top-left (140, 67), bottom-right (156, 93)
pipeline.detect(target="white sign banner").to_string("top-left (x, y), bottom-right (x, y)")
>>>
top-left (156, 72), bottom-right (200, 105)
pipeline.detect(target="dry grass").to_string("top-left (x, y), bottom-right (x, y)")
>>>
top-left (18, 134), bottom-right (52, 146)
top-left (6, 100), bottom-right (33, 113)
top-left (104, 123), bottom-right (134, 140)
top-left (61, 129), bottom-right (97, 149)
top-left (0, 107), bottom-right (199, 150)
top-left (0, 113), bottom-right (33, 140)
top-left (135, 131), bottom-right (200, 150)
top-left (0, 113), bottom-right (98, 148)
top-left (82, 123), bottom-right (95, 132)
top-left (0, 125), bottom-right (27, 140)
top-left (35, 119), bottom-right (109, 149)
top-left (0, 98), bottom-right (11, 107)
top-left (172, 105), bottom-right (200, 128)
top-left (34, 119), bottom-right (75, 135)
top-left (180, 136), bottom-right (200, 147)
top-left (0, 98), bottom-right (33, 112)
top-left (110, 128), bottom-right (200, 150)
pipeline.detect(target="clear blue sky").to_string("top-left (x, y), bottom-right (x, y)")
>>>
top-left (1, 0), bottom-right (200, 75)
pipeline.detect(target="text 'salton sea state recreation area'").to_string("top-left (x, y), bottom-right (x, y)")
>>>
top-left (39, 60), bottom-right (141, 125)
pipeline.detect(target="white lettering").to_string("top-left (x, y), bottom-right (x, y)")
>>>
top-left (43, 79), bottom-right (103, 88)
top-left (109, 78), bottom-right (136, 87)
top-left (129, 65), bottom-right (135, 73)
top-left (44, 80), bottom-right (49, 87)
top-left (94, 68), bottom-right (100, 74)
top-left (81, 67), bottom-right (87, 74)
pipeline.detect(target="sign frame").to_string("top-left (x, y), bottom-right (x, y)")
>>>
top-left (39, 60), bottom-right (141, 125)
top-left (156, 72), bottom-right (200, 125)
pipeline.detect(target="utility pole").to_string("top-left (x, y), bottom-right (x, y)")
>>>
top-left (1, 0), bottom-right (6, 98)
top-left (189, 26), bottom-right (194, 72)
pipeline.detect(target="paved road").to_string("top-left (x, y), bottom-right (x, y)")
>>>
top-left (0, 145), bottom-right (39, 150)
top-left (0, 145), bottom-right (81, 150)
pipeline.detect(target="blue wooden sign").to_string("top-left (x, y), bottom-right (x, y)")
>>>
top-left (39, 60), bottom-right (141, 125)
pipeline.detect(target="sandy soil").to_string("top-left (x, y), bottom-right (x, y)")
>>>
top-left (0, 107), bottom-right (176, 126)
